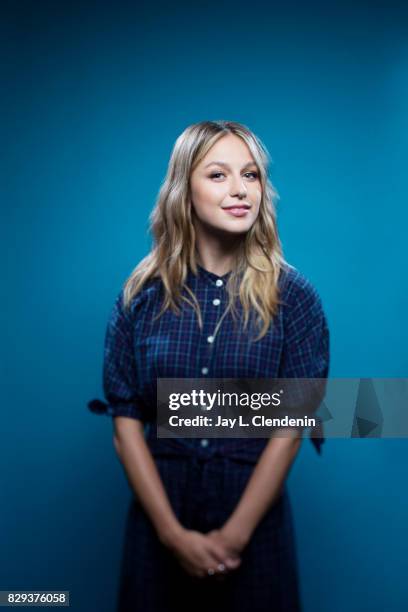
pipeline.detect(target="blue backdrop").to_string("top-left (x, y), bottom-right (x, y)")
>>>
top-left (2, 1), bottom-right (407, 610)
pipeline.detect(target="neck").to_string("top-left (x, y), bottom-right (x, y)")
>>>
top-left (194, 233), bottom-right (242, 277)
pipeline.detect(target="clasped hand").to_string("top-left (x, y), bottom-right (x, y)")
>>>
top-left (170, 526), bottom-right (246, 580)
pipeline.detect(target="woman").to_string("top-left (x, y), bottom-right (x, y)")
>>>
top-left (88, 120), bottom-right (330, 611)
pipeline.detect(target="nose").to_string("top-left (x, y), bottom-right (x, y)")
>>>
top-left (230, 174), bottom-right (248, 199)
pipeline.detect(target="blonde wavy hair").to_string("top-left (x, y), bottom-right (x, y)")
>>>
top-left (123, 120), bottom-right (287, 341)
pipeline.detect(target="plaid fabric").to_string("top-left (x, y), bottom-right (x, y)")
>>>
top-left (117, 454), bottom-right (301, 612)
top-left (88, 262), bottom-right (330, 459)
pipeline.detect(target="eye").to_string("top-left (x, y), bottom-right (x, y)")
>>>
top-left (209, 171), bottom-right (259, 180)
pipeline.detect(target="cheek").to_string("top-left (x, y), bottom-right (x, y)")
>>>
top-left (194, 183), bottom-right (224, 207)
top-left (253, 186), bottom-right (262, 200)
top-left (252, 187), bottom-right (262, 208)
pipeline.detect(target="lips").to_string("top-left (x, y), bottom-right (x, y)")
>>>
top-left (222, 204), bottom-right (251, 210)
top-left (223, 207), bottom-right (250, 217)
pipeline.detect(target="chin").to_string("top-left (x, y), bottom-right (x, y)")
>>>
top-left (196, 215), bottom-right (254, 237)
top-left (215, 222), bottom-right (252, 236)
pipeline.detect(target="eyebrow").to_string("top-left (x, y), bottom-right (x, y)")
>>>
top-left (204, 161), bottom-right (258, 170)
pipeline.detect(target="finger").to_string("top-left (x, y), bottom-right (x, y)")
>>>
top-left (224, 556), bottom-right (241, 570)
top-left (206, 533), bottom-right (242, 567)
top-left (209, 562), bottom-right (230, 580)
top-left (202, 546), bottom-right (225, 570)
top-left (215, 562), bottom-right (228, 576)
top-left (206, 540), bottom-right (230, 565)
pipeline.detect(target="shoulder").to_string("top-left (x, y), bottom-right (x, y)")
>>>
top-left (278, 262), bottom-right (325, 319)
top-left (111, 276), bottom-right (163, 324)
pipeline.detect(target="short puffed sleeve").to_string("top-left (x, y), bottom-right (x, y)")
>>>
top-left (87, 289), bottom-right (145, 420)
top-left (278, 268), bottom-right (330, 453)
top-left (279, 270), bottom-right (330, 379)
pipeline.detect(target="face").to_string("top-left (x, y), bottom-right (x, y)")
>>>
top-left (189, 133), bottom-right (262, 239)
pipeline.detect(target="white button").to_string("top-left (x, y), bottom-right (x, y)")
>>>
top-left (215, 279), bottom-right (223, 287)
top-left (207, 336), bottom-right (214, 343)
top-left (200, 439), bottom-right (209, 448)
top-left (212, 298), bottom-right (221, 306)
top-left (201, 367), bottom-right (209, 374)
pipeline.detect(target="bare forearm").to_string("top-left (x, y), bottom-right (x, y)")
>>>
top-left (113, 417), bottom-right (183, 547)
top-left (223, 431), bottom-right (302, 546)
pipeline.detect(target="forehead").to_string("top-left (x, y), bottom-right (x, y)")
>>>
top-left (200, 133), bottom-right (256, 166)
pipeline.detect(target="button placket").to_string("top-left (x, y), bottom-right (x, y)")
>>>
top-left (198, 275), bottom-right (229, 452)
top-left (201, 278), bottom-right (229, 378)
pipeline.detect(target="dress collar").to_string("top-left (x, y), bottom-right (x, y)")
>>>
top-left (195, 263), bottom-right (233, 285)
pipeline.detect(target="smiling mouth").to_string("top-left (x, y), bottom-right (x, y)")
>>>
top-left (222, 204), bottom-right (251, 210)
top-left (222, 207), bottom-right (250, 217)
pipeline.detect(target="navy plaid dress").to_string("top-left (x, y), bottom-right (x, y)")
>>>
top-left (88, 262), bottom-right (330, 612)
